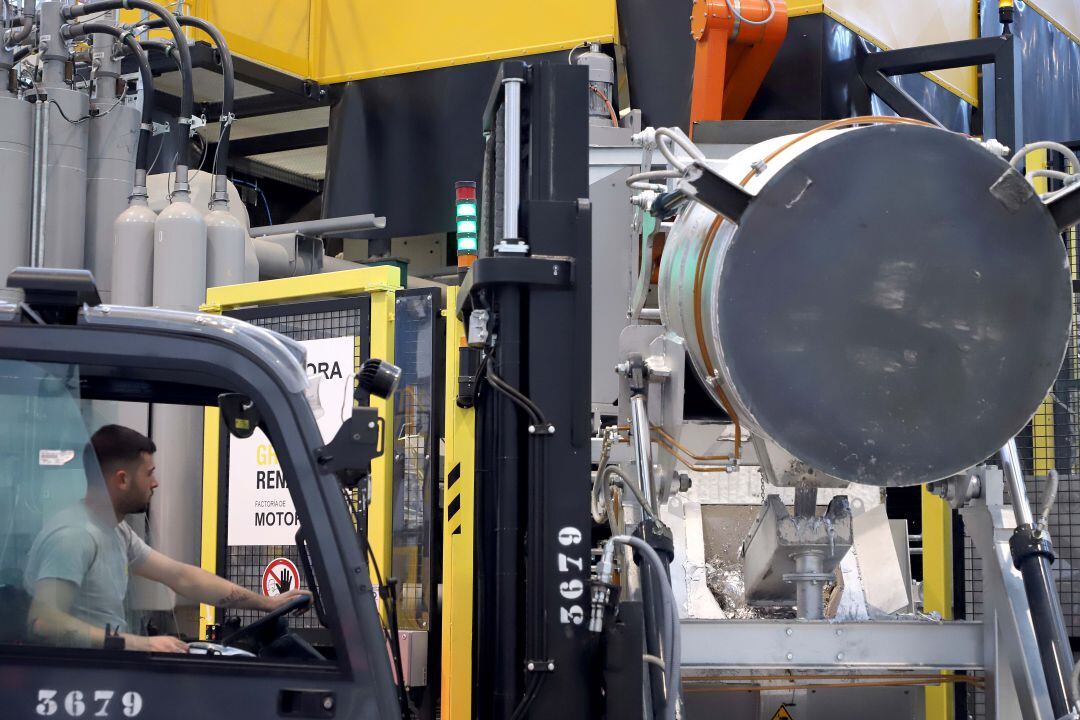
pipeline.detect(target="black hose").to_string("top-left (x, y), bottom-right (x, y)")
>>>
top-left (62, 0), bottom-right (193, 168)
top-left (138, 38), bottom-right (172, 56)
top-left (63, 22), bottom-right (154, 176)
top-left (4, 0), bottom-right (33, 47)
top-left (139, 15), bottom-right (233, 186)
top-left (11, 44), bottom-right (30, 63)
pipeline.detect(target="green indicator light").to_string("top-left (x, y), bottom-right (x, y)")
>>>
top-left (457, 202), bottom-right (477, 217)
top-left (457, 220), bottom-right (477, 234)
top-left (458, 237), bottom-right (478, 253)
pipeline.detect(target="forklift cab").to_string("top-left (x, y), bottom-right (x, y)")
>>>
top-left (0, 270), bottom-right (400, 719)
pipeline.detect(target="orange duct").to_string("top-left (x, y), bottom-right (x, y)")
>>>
top-left (689, 0), bottom-right (788, 131)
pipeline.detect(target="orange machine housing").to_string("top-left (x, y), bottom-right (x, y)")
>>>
top-left (690, 0), bottom-right (789, 130)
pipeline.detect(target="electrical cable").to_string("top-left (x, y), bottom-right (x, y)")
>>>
top-left (231, 177), bottom-right (273, 224)
top-left (485, 362), bottom-right (545, 427)
top-left (480, 336), bottom-right (553, 720)
top-left (509, 675), bottom-right (545, 720)
top-left (723, 0), bottom-right (776, 26)
top-left (589, 84), bottom-right (619, 127)
top-left (643, 654), bottom-right (666, 671)
top-left (188, 132), bottom-right (209, 181)
top-left (469, 351), bottom-right (490, 407)
top-left (147, 132), bottom-right (164, 174)
top-left (48, 81), bottom-right (127, 124)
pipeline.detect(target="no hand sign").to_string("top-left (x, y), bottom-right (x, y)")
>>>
top-left (262, 557), bottom-right (301, 597)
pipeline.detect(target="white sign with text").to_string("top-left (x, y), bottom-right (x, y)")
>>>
top-left (227, 335), bottom-right (354, 546)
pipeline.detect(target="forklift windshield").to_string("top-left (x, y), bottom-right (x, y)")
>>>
top-left (0, 358), bottom-right (326, 660)
top-left (0, 305), bottom-right (400, 719)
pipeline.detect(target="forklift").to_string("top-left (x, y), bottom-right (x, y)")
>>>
top-left (0, 267), bottom-right (403, 719)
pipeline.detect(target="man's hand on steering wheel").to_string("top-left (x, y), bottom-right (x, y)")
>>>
top-left (260, 588), bottom-right (313, 614)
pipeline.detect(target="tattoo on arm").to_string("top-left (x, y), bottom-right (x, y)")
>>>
top-left (215, 586), bottom-right (255, 608)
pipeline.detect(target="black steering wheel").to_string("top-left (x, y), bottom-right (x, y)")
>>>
top-left (220, 594), bottom-right (311, 648)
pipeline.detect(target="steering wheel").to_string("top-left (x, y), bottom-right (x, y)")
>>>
top-left (220, 594), bottom-right (311, 648)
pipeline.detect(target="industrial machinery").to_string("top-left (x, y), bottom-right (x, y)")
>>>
top-left (440, 46), bottom-right (1080, 719)
top-left (4, 0), bottom-right (1080, 719)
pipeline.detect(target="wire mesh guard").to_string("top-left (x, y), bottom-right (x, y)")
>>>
top-left (223, 301), bottom-right (371, 632)
top-left (963, 188), bottom-right (1078, 719)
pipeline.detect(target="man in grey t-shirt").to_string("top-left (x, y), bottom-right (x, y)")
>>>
top-left (24, 502), bottom-right (151, 638)
top-left (25, 425), bottom-right (309, 653)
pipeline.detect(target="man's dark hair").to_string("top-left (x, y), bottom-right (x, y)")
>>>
top-left (90, 424), bottom-right (156, 474)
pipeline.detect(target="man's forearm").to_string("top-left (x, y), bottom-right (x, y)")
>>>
top-left (176, 565), bottom-right (270, 611)
top-left (28, 600), bottom-right (144, 650)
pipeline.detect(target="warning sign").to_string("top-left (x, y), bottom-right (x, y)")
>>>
top-left (262, 557), bottom-right (301, 597)
top-left (770, 706), bottom-right (795, 720)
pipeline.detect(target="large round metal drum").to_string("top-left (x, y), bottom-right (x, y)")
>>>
top-left (659, 123), bottom-right (1072, 486)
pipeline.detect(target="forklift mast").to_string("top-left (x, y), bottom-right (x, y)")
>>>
top-left (457, 61), bottom-right (598, 719)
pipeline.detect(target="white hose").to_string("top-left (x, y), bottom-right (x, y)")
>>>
top-left (724, 0), bottom-right (776, 26)
top-left (1028, 169), bottom-right (1078, 184)
top-left (1010, 141), bottom-right (1080, 174)
top-left (656, 135), bottom-right (690, 171)
top-left (629, 225), bottom-right (656, 321)
top-left (656, 127), bottom-right (707, 165)
top-left (627, 169), bottom-right (681, 190)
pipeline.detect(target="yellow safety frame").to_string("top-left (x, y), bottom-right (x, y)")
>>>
top-left (922, 486), bottom-right (954, 720)
top-left (197, 267), bottom-right (400, 638)
top-left (440, 287), bottom-right (476, 720)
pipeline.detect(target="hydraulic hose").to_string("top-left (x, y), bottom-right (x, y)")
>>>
top-left (140, 15), bottom-right (233, 202)
top-left (61, 22), bottom-right (155, 181)
top-left (62, 0), bottom-right (193, 186)
top-left (4, 0), bottom-right (34, 47)
top-left (609, 534), bottom-right (681, 720)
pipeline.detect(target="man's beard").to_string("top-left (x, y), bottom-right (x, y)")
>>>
top-left (127, 495), bottom-right (152, 516)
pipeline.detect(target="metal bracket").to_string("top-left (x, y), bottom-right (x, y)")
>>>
top-left (1047, 182), bottom-right (1080, 233)
top-left (858, 34), bottom-right (1020, 151)
top-left (524, 659), bottom-right (556, 673)
top-left (151, 120), bottom-right (170, 136)
top-left (676, 160), bottom-right (754, 223)
top-left (456, 255), bottom-right (574, 318)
